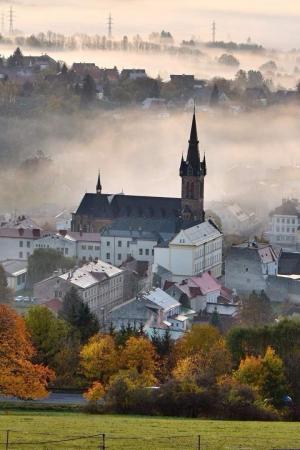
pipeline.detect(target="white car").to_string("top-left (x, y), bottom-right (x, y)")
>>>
top-left (15, 296), bottom-right (24, 302)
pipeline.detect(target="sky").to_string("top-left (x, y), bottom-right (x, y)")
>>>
top-left (2, 0), bottom-right (300, 49)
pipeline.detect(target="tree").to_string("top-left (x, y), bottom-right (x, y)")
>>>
top-left (60, 287), bottom-right (99, 343)
top-left (234, 347), bottom-right (288, 407)
top-left (0, 305), bottom-right (54, 399)
top-left (27, 248), bottom-right (75, 286)
top-left (121, 336), bottom-right (157, 383)
top-left (0, 264), bottom-right (13, 304)
top-left (240, 291), bottom-right (274, 326)
top-left (210, 84), bottom-right (219, 107)
top-left (218, 53), bottom-right (240, 67)
top-left (174, 324), bottom-right (231, 384)
top-left (81, 74), bottom-right (96, 104)
top-left (210, 308), bottom-right (221, 330)
top-left (80, 334), bottom-right (118, 384)
top-left (83, 381), bottom-right (105, 402)
top-left (25, 306), bottom-right (71, 366)
top-left (7, 47), bottom-right (24, 67)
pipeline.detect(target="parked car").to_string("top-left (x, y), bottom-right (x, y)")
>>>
top-left (15, 296), bottom-right (24, 302)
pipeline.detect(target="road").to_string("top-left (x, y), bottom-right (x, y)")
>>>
top-left (0, 392), bottom-right (87, 405)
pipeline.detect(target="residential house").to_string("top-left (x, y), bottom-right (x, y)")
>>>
top-left (0, 228), bottom-right (43, 261)
top-left (1, 260), bottom-right (27, 292)
top-left (34, 231), bottom-right (101, 261)
top-left (34, 260), bottom-right (125, 321)
top-left (153, 220), bottom-right (223, 284)
top-left (265, 198), bottom-right (300, 250)
top-left (120, 69), bottom-right (147, 81)
top-left (108, 287), bottom-right (194, 338)
top-left (166, 272), bottom-right (237, 317)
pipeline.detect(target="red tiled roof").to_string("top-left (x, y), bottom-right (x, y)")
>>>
top-left (44, 298), bottom-right (63, 314)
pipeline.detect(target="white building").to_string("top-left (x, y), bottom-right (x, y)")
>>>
top-left (55, 210), bottom-right (72, 231)
top-left (2, 260), bottom-right (28, 292)
top-left (34, 260), bottom-right (125, 321)
top-left (0, 228), bottom-right (43, 261)
top-left (153, 220), bottom-right (223, 283)
top-left (34, 231), bottom-right (101, 262)
top-left (108, 287), bottom-right (194, 338)
top-left (266, 199), bottom-right (300, 250)
top-left (100, 229), bottom-right (157, 266)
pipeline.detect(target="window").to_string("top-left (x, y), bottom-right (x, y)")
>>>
top-left (106, 253), bottom-right (110, 260)
top-left (152, 249), bottom-right (154, 256)
top-left (145, 249), bottom-right (149, 256)
top-left (118, 253), bottom-right (122, 261)
top-left (127, 241), bottom-right (130, 248)
top-left (118, 241), bottom-right (122, 247)
top-left (81, 245), bottom-right (86, 250)
top-left (27, 241), bottom-right (30, 248)
top-left (139, 249), bottom-right (143, 255)
top-left (95, 246), bottom-right (100, 251)
top-left (19, 241), bottom-right (23, 247)
top-left (19, 251), bottom-right (23, 258)
top-left (88, 245), bottom-right (93, 250)
top-left (107, 241), bottom-right (110, 247)
top-left (65, 248), bottom-right (69, 255)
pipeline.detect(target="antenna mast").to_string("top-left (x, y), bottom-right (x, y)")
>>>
top-left (212, 21), bottom-right (216, 43)
top-left (107, 13), bottom-right (113, 39)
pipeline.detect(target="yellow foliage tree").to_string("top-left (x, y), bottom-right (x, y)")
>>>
top-left (80, 334), bottom-right (118, 384)
top-left (173, 324), bottom-right (231, 383)
top-left (121, 336), bottom-right (157, 382)
top-left (0, 305), bottom-right (54, 399)
top-left (83, 381), bottom-right (105, 402)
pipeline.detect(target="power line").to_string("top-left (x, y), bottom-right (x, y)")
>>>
top-left (212, 20), bottom-right (216, 43)
top-left (107, 12), bottom-right (113, 39)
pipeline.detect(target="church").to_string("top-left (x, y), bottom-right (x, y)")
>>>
top-left (71, 110), bottom-right (207, 234)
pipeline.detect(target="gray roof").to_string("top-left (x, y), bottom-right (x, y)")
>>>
top-left (279, 252), bottom-right (300, 276)
top-left (1, 260), bottom-right (27, 276)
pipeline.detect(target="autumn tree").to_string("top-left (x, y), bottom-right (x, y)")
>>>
top-left (0, 305), bottom-right (54, 399)
top-left (80, 334), bottom-right (118, 385)
top-left (234, 347), bottom-right (288, 406)
top-left (174, 324), bottom-right (231, 384)
top-left (60, 287), bottom-right (99, 343)
top-left (121, 336), bottom-right (157, 384)
top-left (0, 264), bottom-right (13, 304)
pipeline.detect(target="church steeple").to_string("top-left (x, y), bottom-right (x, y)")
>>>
top-left (179, 110), bottom-right (207, 224)
top-left (96, 171), bottom-right (102, 194)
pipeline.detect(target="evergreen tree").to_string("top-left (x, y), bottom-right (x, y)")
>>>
top-left (210, 308), bottom-right (221, 330)
top-left (210, 84), bottom-right (219, 107)
top-left (59, 287), bottom-right (99, 343)
top-left (81, 74), bottom-right (96, 105)
top-left (0, 264), bottom-right (13, 304)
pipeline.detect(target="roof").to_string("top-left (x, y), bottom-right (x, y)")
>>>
top-left (0, 228), bottom-right (43, 239)
top-left (271, 199), bottom-right (300, 217)
top-left (172, 272), bottom-right (222, 298)
top-left (43, 298), bottom-right (63, 314)
top-left (171, 220), bottom-right (222, 246)
top-left (142, 288), bottom-right (180, 311)
top-left (60, 260), bottom-right (122, 289)
top-left (101, 217), bottom-right (177, 241)
top-left (279, 252), bottom-right (300, 276)
top-left (66, 231), bottom-right (101, 243)
top-left (1, 260), bottom-right (27, 276)
top-left (231, 242), bottom-right (279, 264)
top-left (75, 193), bottom-right (181, 220)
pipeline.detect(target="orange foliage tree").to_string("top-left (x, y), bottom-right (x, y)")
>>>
top-left (0, 305), bottom-right (54, 399)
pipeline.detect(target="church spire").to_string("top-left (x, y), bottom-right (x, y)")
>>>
top-left (96, 171), bottom-right (102, 194)
top-left (186, 109), bottom-right (201, 176)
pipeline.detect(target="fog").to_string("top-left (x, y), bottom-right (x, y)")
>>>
top-left (0, 105), bottom-right (299, 221)
top-left (2, 0), bottom-right (300, 48)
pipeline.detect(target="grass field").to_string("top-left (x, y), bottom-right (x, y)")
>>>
top-left (0, 411), bottom-right (299, 450)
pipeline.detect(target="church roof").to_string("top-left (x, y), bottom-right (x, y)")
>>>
top-left (75, 193), bottom-right (181, 221)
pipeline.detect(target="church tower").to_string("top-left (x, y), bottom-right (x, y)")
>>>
top-left (179, 110), bottom-right (207, 223)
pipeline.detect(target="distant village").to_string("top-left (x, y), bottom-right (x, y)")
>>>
top-left (0, 107), bottom-right (299, 337)
top-left (0, 47), bottom-right (298, 116)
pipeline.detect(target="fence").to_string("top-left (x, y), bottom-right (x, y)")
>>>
top-left (2, 429), bottom-right (300, 449)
